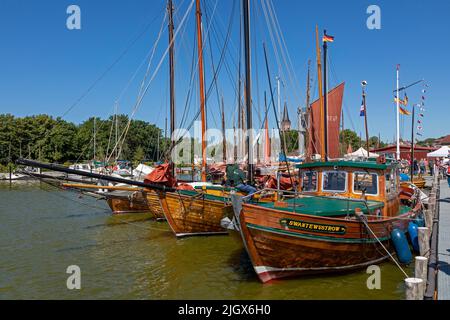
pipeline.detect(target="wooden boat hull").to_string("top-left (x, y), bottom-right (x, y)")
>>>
top-left (104, 190), bottom-right (165, 220)
top-left (144, 189), bottom-right (166, 221)
top-left (157, 191), bottom-right (233, 237)
top-left (238, 202), bottom-right (412, 283)
top-left (105, 191), bottom-right (150, 215)
top-left (401, 178), bottom-right (426, 189)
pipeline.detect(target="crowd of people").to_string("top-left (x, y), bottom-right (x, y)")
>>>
top-left (399, 156), bottom-right (450, 187)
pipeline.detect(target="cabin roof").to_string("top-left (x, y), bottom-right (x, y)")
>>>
top-left (296, 160), bottom-right (394, 171)
top-left (257, 196), bottom-right (384, 216)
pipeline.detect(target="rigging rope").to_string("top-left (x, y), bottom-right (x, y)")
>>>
top-left (356, 212), bottom-right (410, 278)
top-left (108, 0), bottom-right (196, 163)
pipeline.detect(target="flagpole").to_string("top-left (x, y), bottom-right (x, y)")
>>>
top-left (362, 81), bottom-right (369, 158)
top-left (410, 104), bottom-right (415, 182)
top-left (323, 30), bottom-right (328, 162)
top-left (396, 65), bottom-right (400, 160)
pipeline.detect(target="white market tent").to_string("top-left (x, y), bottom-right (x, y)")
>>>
top-left (427, 146), bottom-right (450, 158)
top-left (344, 147), bottom-right (379, 159)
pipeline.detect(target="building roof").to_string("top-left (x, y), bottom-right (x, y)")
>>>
top-left (282, 102), bottom-right (290, 123)
top-left (296, 160), bottom-right (393, 170)
top-left (372, 144), bottom-right (436, 153)
top-left (437, 135), bottom-right (450, 145)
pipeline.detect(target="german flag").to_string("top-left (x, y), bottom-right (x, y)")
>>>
top-left (323, 33), bottom-right (334, 42)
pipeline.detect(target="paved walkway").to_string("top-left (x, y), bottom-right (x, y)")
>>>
top-left (438, 179), bottom-right (450, 300)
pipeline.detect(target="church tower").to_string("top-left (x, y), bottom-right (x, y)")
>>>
top-left (281, 102), bottom-right (291, 131)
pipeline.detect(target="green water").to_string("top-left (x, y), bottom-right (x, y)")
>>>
top-left (0, 182), bottom-right (413, 299)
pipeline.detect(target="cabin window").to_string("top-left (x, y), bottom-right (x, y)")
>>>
top-left (353, 172), bottom-right (378, 195)
top-left (322, 171), bottom-right (347, 193)
top-left (302, 171), bottom-right (317, 192)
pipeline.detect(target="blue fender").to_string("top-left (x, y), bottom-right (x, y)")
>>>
top-left (390, 228), bottom-right (412, 264)
top-left (407, 222), bottom-right (420, 253)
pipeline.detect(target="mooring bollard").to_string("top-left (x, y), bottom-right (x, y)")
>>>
top-left (405, 278), bottom-right (424, 300)
top-left (424, 209), bottom-right (433, 231)
top-left (429, 195), bottom-right (436, 214)
top-left (414, 256), bottom-right (428, 297)
top-left (418, 227), bottom-right (430, 258)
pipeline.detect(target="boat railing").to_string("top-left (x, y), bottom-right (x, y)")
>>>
top-left (242, 187), bottom-right (376, 216)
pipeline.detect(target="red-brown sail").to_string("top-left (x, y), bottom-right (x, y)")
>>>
top-left (308, 82), bottom-right (345, 159)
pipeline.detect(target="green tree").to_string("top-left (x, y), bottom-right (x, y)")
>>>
top-left (340, 129), bottom-right (360, 150)
top-left (133, 146), bottom-right (145, 166)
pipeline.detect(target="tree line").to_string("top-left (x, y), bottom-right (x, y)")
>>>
top-left (1, 113), bottom-right (393, 171)
top-left (0, 114), bottom-right (169, 170)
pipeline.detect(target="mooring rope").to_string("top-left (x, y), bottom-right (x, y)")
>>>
top-left (355, 211), bottom-right (410, 278)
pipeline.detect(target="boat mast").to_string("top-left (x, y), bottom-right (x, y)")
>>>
top-left (115, 102), bottom-right (119, 160)
top-left (322, 30), bottom-right (329, 161)
top-left (396, 64), bottom-right (400, 160)
top-left (410, 104), bottom-right (415, 182)
top-left (221, 96), bottom-right (227, 162)
top-left (242, 0), bottom-right (253, 183)
top-left (277, 76), bottom-right (281, 128)
top-left (93, 117), bottom-right (96, 161)
top-left (315, 26), bottom-right (324, 160)
top-left (304, 59), bottom-right (311, 157)
top-left (168, 0), bottom-right (176, 175)
top-left (195, 0), bottom-right (207, 182)
top-left (362, 82), bottom-right (370, 157)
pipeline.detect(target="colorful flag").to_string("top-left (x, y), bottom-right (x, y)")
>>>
top-left (419, 113), bottom-right (424, 117)
top-left (417, 132), bottom-right (423, 136)
top-left (360, 101), bottom-right (365, 116)
top-left (399, 106), bottom-right (411, 115)
top-left (323, 33), bottom-right (334, 42)
top-left (394, 94), bottom-right (408, 106)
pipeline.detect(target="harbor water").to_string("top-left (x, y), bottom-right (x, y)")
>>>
top-left (0, 182), bottom-right (413, 299)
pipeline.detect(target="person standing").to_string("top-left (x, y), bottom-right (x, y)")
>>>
top-left (447, 163), bottom-right (450, 187)
top-left (419, 159), bottom-right (426, 175)
top-left (413, 159), bottom-right (419, 175)
top-left (429, 159), bottom-right (434, 176)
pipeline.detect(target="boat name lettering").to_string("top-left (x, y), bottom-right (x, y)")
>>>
top-left (280, 219), bottom-right (347, 235)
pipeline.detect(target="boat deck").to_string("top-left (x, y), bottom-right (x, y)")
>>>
top-left (255, 196), bottom-right (385, 217)
top-left (438, 179), bottom-right (450, 300)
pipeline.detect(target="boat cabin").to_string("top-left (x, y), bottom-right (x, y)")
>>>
top-left (296, 160), bottom-right (401, 217)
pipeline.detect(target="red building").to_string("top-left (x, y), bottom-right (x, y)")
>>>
top-left (372, 144), bottom-right (437, 160)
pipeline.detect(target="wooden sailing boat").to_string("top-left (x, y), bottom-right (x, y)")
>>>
top-left (237, 160), bottom-right (421, 282)
top-left (232, 29), bottom-right (422, 282)
top-left (154, 0), bottom-right (244, 237)
top-left (59, 0), bottom-right (178, 220)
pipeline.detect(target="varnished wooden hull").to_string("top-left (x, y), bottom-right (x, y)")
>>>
top-left (238, 203), bottom-right (413, 283)
top-left (105, 190), bottom-right (165, 221)
top-left (144, 189), bottom-right (166, 221)
top-left (157, 191), bottom-right (233, 237)
top-left (105, 192), bottom-right (150, 215)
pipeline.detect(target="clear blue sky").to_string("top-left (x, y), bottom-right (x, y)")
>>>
top-left (1, 0), bottom-right (449, 142)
